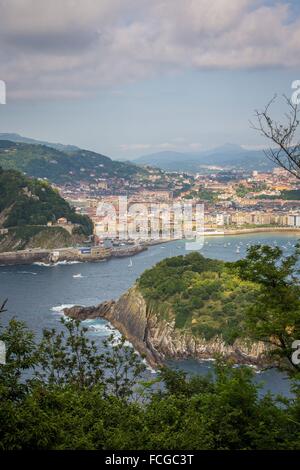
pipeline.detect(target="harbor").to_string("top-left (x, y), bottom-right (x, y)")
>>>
top-left (0, 243), bottom-right (147, 266)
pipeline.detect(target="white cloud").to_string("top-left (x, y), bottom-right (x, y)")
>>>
top-left (158, 142), bottom-right (177, 150)
top-left (119, 139), bottom-right (203, 153)
top-left (188, 143), bottom-right (202, 150)
top-left (119, 143), bottom-right (152, 151)
top-left (0, 0), bottom-right (299, 99)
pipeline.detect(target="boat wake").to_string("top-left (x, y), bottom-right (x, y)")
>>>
top-left (17, 271), bottom-right (37, 275)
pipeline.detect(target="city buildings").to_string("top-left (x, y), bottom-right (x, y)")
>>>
top-left (53, 165), bottom-right (300, 242)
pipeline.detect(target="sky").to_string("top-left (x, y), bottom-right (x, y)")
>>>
top-left (0, 0), bottom-right (300, 159)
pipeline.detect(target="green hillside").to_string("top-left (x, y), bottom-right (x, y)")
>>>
top-left (0, 167), bottom-right (93, 251)
top-left (138, 252), bottom-right (258, 344)
top-left (0, 140), bottom-right (145, 184)
top-left (0, 132), bottom-right (79, 152)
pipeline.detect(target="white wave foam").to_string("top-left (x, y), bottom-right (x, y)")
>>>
top-left (88, 323), bottom-right (112, 335)
top-left (51, 304), bottom-right (75, 314)
top-left (86, 321), bottom-right (125, 342)
top-left (86, 320), bottom-right (127, 343)
top-left (141, 357), bottom-right (157, 374)
top-left (34, 261), bottom-right (82, 267)
top-left (33, 262), bottom-right (51, 267)
top-left (57, 261), bottom-right (82, 265)
top-left (94, 322), bottom-right (155, 373)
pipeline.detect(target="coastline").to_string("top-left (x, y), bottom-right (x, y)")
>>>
top-left (0, 244), bottom-right (147, 266)
top-left (64, 286), bottom-right (272, 370)
top-left (223, 227), bottom-right (300, 236)
top-left (1, 227), bottom-right (299, 266)
top-left (64, 298), bottom-right (162, 368)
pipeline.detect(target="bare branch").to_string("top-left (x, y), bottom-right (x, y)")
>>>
top-left (0, 299), bottom-right (7, 314)
top-left (251, 95), bottom-right (300, 179)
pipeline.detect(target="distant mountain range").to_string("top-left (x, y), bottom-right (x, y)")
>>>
top-left (0, 134), bottom-right (276, 182)
top-left (0, 136), bottom-right (146, 184)
top-left (134, 143), bottom-right (275, 172)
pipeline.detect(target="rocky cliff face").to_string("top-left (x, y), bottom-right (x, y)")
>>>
top-left (64, 286), bottom-right (270, 368)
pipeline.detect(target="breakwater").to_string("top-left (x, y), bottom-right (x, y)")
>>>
top-left (0, 244), bottom-right (146, 266)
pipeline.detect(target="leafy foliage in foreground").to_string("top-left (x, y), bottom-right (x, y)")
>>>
top-left (231, 244), bottom-right (300, 373)
top-left (0, 312), bottom-right (299, 450)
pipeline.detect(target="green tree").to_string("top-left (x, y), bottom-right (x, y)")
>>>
top-left (1, 297), bottom-right (299, 450)
top-left (231, 244), bottom-right (300, 374)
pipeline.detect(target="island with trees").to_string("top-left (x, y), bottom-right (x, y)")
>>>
top-left (64, 246), bottom-right (300, 375)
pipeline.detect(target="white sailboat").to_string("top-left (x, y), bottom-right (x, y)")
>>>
top-left (128, 258), bottom-right (133, 268)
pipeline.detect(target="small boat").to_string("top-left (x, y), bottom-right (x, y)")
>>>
top-left (73, 273), bottom-right (83, 278)
top-left (128, 258), bottom-right (133, 268)
top-left (236, 246), bottom-right (240, 254)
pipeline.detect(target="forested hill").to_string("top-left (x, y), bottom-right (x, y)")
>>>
top-left (0, 140), bottom-right (145, 184)
top-left (0, 167), bottom-right (93, 251)
top-left (138, 252), bottom-right (258, 344)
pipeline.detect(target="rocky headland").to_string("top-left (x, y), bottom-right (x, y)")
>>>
top-left (64, 285), bottom-right (270, 369)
